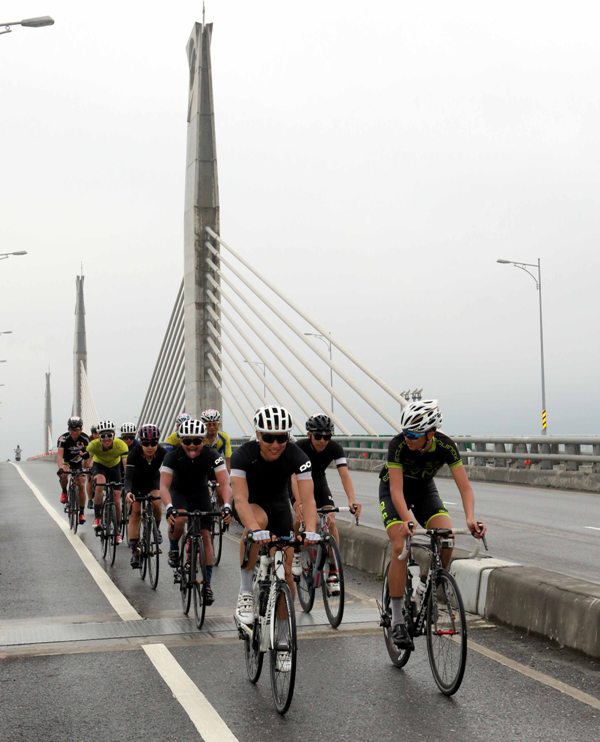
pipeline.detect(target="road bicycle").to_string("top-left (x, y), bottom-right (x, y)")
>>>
top-left (119, 489), bottom-right (129, 541)
top-left (96, 481), bottom-right (122, 567)
top-left (296, 505), bottom-right (357, 628)
top-left (65, 468), bottom-right (87, 533)
top-left (208, 480), bottom-right (225, 566)
top-left (379, 526), bottom-right (485, 695)
top-left (135, 493), bottom-right (162, 590)
top-left (236, 534), bottom-right (298, 715)
top-left (172, 508), bottom-right (222, 629)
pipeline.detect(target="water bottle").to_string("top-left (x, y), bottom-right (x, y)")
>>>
top-left (408, 564), bottom-right (421, 604)
top-left (291, 552), bottom-right (302, 578)
top-left (415, 578), bottom-right (426, 609)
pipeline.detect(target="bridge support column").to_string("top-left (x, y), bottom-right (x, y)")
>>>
top-left (494, 442), bottom-right (507, 468)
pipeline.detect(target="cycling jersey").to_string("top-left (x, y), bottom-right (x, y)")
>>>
top-left (231, 440), bottom-right (312, 505)
top-left (124, 444), bottom-right (166, 496)
top-left (379, 431), bottom-right (462, 483)
top-left (204, 430), bottom-right (232, 459)
top-left (295, 437), bottom-right (347, 508)
top-left (87, 437), bottom-right (129, 468)
top-left (160, 446), bottom-right (225, 501)
top-left (57, 432), bottom-right (90, 465)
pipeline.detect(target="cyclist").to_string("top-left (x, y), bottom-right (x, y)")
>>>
top-left (200, 408), bottom-right (232, 472)
top-left (56, 416), bottom-right (91, 525)
top-left (86, 425), bottom-right (99, 509)
top-left (120, 422), bottom-right (138, 451)
top-left (379, 399), bottom-right (486, 649)
top-left (164, 412), bottom-right (191, 449)
top-left (231, 405), bottom-right (319, 625)
top-left (159, 418), bottom-right (232, 605)
top-left (87, 420), bottom-right (129, 543)
top-left (294, 413), bottom-right (361, 540)
top-left (124, 423), bottom-right (165, 569)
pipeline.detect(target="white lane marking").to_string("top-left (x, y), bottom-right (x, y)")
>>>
top-left (468, 638), bottom-right (600, 711)
top-left (143, 643), bottom-right (239, 741)
top-left (13, 463), bottom-right (142, 622)
top-left (585, 526), bottom-right (600, 531)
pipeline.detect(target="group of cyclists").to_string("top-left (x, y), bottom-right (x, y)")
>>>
top-left (56, 398), bottom-right (486, 651)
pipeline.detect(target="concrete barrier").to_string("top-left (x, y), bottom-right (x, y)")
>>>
top-left (336, 521), bottom-right (600, 659)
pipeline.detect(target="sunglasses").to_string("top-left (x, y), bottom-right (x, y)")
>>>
top-left (141, 439), bottom-right (158, 447)
top-left (261, 433), bottom-right (289, 444)
top-left (313, 433), bottom-right (332, 441)
top-left (403, 429), bottom-right (425, 440)
top-left (122, 435), bottom-right (136, 441)
top-left (100, 432), bottom-right (114, 439)
top-left (181, 437), bottom-right (203, 446)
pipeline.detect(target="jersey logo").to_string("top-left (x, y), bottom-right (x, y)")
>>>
top-left (214, 456), bottom-right (224, 467)
top-left (298, 461), bottom-right (312, 473)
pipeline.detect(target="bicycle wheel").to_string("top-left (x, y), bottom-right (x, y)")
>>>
top-left (120, 492), bottom-right (129, 541)
top-left (269, 580), bottom-right (297, 715)
top-left (321, 538), bottom-right (345, 628)
top-left (245, 618), bottom-right (264, 683)
top-left (107, 508), bottom-right (118, 567)
top-left (211, 514), bottom-right (223, 566)
top-left (381, 563), bottom-right (412, 668)
top-left (426, 569), bottom-right (467, 695)
top-left (139, 515), bottom-right (149, 580)
top-left (68, 483), bottom-right (78, 533)
top-left (180, 537), bottom-right (192, 615)
top-left (191, 539), bottom-right (207, 629)
top-left (147, 518), bottom-right (160, 590)
top-left (101, 503), bottom-right (109, 559)
top-left (296, 545), bottom-right (316, 613)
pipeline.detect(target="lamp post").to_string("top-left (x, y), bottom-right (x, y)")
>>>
top-left (0, 16), bottom-right (54, 35)
top-left (244, 360), bottom-right (266, 402)
top-left (497, 257), bottom-right (547, 434)
top-left (0, 251), bottom-right (27, 260)
top-left (304, 332), bottom-right (334, 413)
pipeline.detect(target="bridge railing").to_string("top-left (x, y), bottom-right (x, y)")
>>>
top-left (231, 435), bottom-right (600, 473)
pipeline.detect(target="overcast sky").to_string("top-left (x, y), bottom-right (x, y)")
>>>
top-left (1, 1), bottom-right (599, 458)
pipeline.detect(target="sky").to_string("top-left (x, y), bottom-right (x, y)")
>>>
top-left (1, 0), bottom-right (600, 458)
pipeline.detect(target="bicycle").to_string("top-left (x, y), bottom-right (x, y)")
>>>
top-left (119, 489), bottom-right (129, 541)
top-left (136, 493), bottom-right (162, 589)
top-left (96, 481), bottom-right (122, 567)
top-left (172, 509), bottom-right (222, 629)
top-left (235, 534), bottom-right (299, 715)
top-left (208, 480), bottom-right (226, 566)
top-left (296, 505), bottom-right (356, 628)
top-left (379, 526), bottom-right (486, 696)
top-left (65, 468), bottom-right (86, 533)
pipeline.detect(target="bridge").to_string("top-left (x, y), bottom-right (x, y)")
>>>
top-left (2, 17), bottom-right (600, 741)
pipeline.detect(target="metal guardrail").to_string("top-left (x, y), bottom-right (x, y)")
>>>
top-left (231, 435), bottom-right (600, 473)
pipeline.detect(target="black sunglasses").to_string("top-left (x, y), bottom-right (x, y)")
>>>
top-left (261, 433), bottom-right (289, 444)
top-left (100, 432), bottom-right (114, 439)
top-left (313, 433), bottom-right (332, 441)
top-left (122, 435), bottom-right (136, 441)
top-left (181, 437), bottom-right (203, 446)
top-left (141, 439), bottom-right (158, 447)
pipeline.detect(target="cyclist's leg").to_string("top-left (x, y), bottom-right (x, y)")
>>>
top-left (412, 480), bottom-right (452, 567)
top-left (235, 503), bottom-right (267, 623)
top-left (93, 465), bottom-right (107, 527)
top-left (128, 498), bottom-right (142, 540)
top-left (167, 492), bottom-right (186, 566)
top-left (314, 483), bottom-right (338, 541)
top-left (266, 502), bottom-right (295, 598)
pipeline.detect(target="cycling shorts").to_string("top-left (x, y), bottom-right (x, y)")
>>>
top-left (313, 480), bottom-right (335, 509)
top-left (241, 499), bottom-right (294, 538)
top-left (92, 463), bottom-right (122, 484)
top-left (378, 478), bottom-right (449, 530)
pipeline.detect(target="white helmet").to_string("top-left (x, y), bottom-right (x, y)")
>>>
top-left (253, 405), bottom-right (293, 433)
top-left (400, 399), bottom-right (442, 434)
top-left (120, 422), bottom-right (137, 435)
top-left (178, 419), bottom-right (207, 438)
top-left (97, 419), bottom-right (116, 434)
top-left (200, 408), bottom-right (221, 423)
top-left (175, 412), bottom-right (191, 427)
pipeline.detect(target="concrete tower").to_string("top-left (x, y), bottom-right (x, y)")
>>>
top-left (73, 273), bottom-right (87, 417)
top-left (44, 371), bottom-right (52, 453)
top-left (183, 21), bottom-right (221, 416)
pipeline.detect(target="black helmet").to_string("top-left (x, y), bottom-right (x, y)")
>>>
top-left (306, 414), bottom-right (334, 434)
top-left (68, 416), bottom-right (83, 429)
top-left (90, 425), bottom-right (98, 434)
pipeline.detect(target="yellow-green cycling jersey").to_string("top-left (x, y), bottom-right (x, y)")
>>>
top-left (87, 437), bottom-right (129, 468)
top-left (165, 431), bottom-right (180, 448)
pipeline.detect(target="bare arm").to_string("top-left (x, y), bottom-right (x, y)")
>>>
top-left (231, 476), bottom-right (261, 532)
top-left (451, 465), bottom-right (486, 537)
top-left (297, 477), bottom-right (317, 533)
top-left (159, 470), bottom-right (173, 509)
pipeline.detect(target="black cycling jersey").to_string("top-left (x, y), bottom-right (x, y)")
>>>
top-left (379, 431), bottom-right (462, 483)
top-left (124, 444), bottom-right (166, 495)
top-left (160, 446), bottom-right (225, 501)
top-left (231, 440), bottom-right (312, 506)
top-left (295, 438), bottom-right (347, 483)
top-left (57, 432), bottom-right (90, 465)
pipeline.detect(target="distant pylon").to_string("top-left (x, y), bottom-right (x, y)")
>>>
top-left (73, 273), bottom-right (87, 417)
top-left (44, 371), bottom-right (52, 453)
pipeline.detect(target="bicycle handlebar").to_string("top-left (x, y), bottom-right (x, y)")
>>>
top-left (398, 525), bottom-right (488, 561)
top-left (241, 533), bottom-right (298, 569)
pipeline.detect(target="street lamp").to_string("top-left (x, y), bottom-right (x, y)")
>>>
top-left (244, 360), bottom-right (266, 402)
top-left (497, 257), bottom-right (547, 434)
top-left (0, 251), bottom-right (27, 260)
top-left (0, 16), bottom-right (54, 35)
top-left (304, 332), bottom-right (334, 413)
